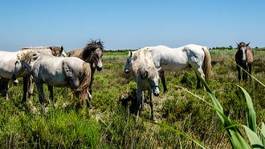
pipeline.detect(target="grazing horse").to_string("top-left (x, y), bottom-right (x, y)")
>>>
top-left (124, 48), bottom-right (160, 120)
top-left (0, 48), bottom-right (55, 100)
top-left (235, 42), bottom-right (254, 81)
top-left (67, 40), bottom-right (104, 94)
top-left (124, 44), bottom-right (212, 91)
top-left (13, 50), bottom-right (92, 108)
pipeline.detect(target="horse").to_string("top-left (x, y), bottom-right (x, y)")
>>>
top-left (19, 46), bottom-right (67, 102)
top-left (124, 44), bottom-right (212, 91)
top-left (67, 40), bottom-right (104, 94)
top-left (235, 42), bottom-right (254, 81)
top-left (124, 48), bottom-right (160, 120)
top-left (13, 50), bottom-right (92, 108)
top-left (0, 47), bottom-right (57, 100)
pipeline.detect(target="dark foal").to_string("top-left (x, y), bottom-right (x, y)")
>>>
top-left (235, 42), bottom-right (254, 81)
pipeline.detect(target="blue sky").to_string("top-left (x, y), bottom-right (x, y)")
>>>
top-left (0, 0), bottom-right (264, 51)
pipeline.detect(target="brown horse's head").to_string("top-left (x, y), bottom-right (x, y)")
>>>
top-left (237, 42), bottom-right (250, 51)
top-left (236, 42), bottom-right (253, 63)
top-left (82, 40), bottom-right (104, 71)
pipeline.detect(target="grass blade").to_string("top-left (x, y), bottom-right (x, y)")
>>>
top-left (261, 122), bottom-right (265, 145)
top-left (238, 86), bottom-right (257, 133)
top-left (243, 125), bottom-right (264, 148)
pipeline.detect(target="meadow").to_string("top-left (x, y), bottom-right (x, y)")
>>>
top-left (0, 49), bottom-right (264, 148)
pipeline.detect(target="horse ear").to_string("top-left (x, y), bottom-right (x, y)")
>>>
top-left (32, 53), bottom-right (39, 61)
top-left (60, 46), bottom-right (64, 52)
top-left (128, 51), bottom-right (132, 57)
top-left (246, 42), bottom-right (250, 46)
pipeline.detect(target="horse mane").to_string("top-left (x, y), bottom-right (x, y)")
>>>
top-left (82, 40), bottom-right (104, 60)
top-left (17, 50), bottom-right (37, 62)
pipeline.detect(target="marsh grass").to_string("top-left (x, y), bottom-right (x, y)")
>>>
top-left (0, 49), bottom-right (264, 148)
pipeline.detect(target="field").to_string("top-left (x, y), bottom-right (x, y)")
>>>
top-left (0, 49), bottom-right (264, 148)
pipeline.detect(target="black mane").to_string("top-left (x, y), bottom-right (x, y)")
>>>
top-left (82, 40), bottom-right (104, 60)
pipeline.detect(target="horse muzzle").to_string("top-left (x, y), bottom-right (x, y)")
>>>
top-left (11, 74), bottom-right (19, 85)
top-left (153, 87), bottom-right (160, 97)
top-left (124, 69), bottom-right (130, 74)
top-left (96, 66), bottom-right (102, 71)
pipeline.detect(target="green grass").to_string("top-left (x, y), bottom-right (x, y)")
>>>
top-left (0, 49), bottom-right (264, 148)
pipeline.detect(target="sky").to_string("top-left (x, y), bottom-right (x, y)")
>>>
top-left (0, 0), bottom-right (264, 51)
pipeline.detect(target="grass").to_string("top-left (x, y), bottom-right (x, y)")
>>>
top-left (0, 49), bottom-right (264, 148)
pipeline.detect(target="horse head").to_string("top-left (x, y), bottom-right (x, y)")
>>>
top-left (83, 40), bottom-right (104, 71)
top-left (12, 51), bottom-right (40, 81)
top-left (124, 51), bottom-right (133, 74)
top-left (237, 42), bottom-right (250, 51)
top-left (133, 49), bottom-right (160, 97)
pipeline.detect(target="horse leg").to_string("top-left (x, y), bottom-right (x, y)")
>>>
top-left (28, 76), bottom-right (34, 98)
top-left (193, 67), bottom-right (204, 89)
top-left (236, 64), bottom-right (242, 81)
top-left (134, 88), bottom-right (143, 115)
top-left (242, 61), bottom-right (248, 81)
top-left (48, 85), bottom-right (54, 103)
top-left (159, 69), bottom-right (167, 92)
top-left (89, 78), bottom-right (94, 95)
top-left (0, 79), bottom-right (9, 100)
top-left (196, 74), bottom-right (201, 89)
top-left (149, 90), bottom-right (154, 120)
top-left (89, 70), bottom-right (95, 95)
top-left (35, 81), bottom-right (46, 106)
top-left (248, 63), bottom-right (252, 80)
top-left (22, 75), bottom-right (30, 103)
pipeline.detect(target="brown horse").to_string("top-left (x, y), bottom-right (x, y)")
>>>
top-left (67, 40), bottom-right (104, 94)
top-left (235, 42), bottom-right (254, 81)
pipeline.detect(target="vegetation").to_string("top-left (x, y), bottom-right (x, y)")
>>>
top-left (0, 49), bottom-right (264, 148)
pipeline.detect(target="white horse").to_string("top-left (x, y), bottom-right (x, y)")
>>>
top-left (124, 44), bottom-right (212, 91)
top-left (124, 48), bottom-right (160, 119)
top-left (0, 48), bottom-right (53, 100)
top-left (13, 50), bottom-right (92, 108)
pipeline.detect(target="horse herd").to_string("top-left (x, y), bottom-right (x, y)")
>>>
top-left (0, 40), bottom-right (254, 119)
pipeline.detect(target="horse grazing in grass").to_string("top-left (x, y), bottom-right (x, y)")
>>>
top-left (124, 48), bottom-right (160, 120)
top-left (67, 40), bottom-right (104, 94)
top-left (0, 47), bottom-right (61, 100)
top-left (13, 50), bottom-right (92, 108)
top-left (235, 42), bottom-right (254, 81)
top-left (124, 44), bottom-right (212, 91)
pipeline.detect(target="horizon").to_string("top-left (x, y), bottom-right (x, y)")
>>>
top-left (0, 0), bottom-right (265, 51)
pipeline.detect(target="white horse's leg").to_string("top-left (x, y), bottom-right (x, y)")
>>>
top-left (0, 79), bottom-right (9, 100)
top-left (148, 90), bottom-right (154, 120)
top-left (188, 54), bottom-right (205, 88)
top-left (48, 85), bottom-right (54, 103)
top-left (35, 81), bottom-right (46, 106)
top-left (158, 69), bottom-right (167, 92)
top-left (136, 88), bottom-right (143, 115)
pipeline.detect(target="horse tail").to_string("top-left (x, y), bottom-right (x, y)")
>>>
top-left (202, 47), bottom-right (212, 80)
top-left (79, 62), bottom-right (92, 101)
